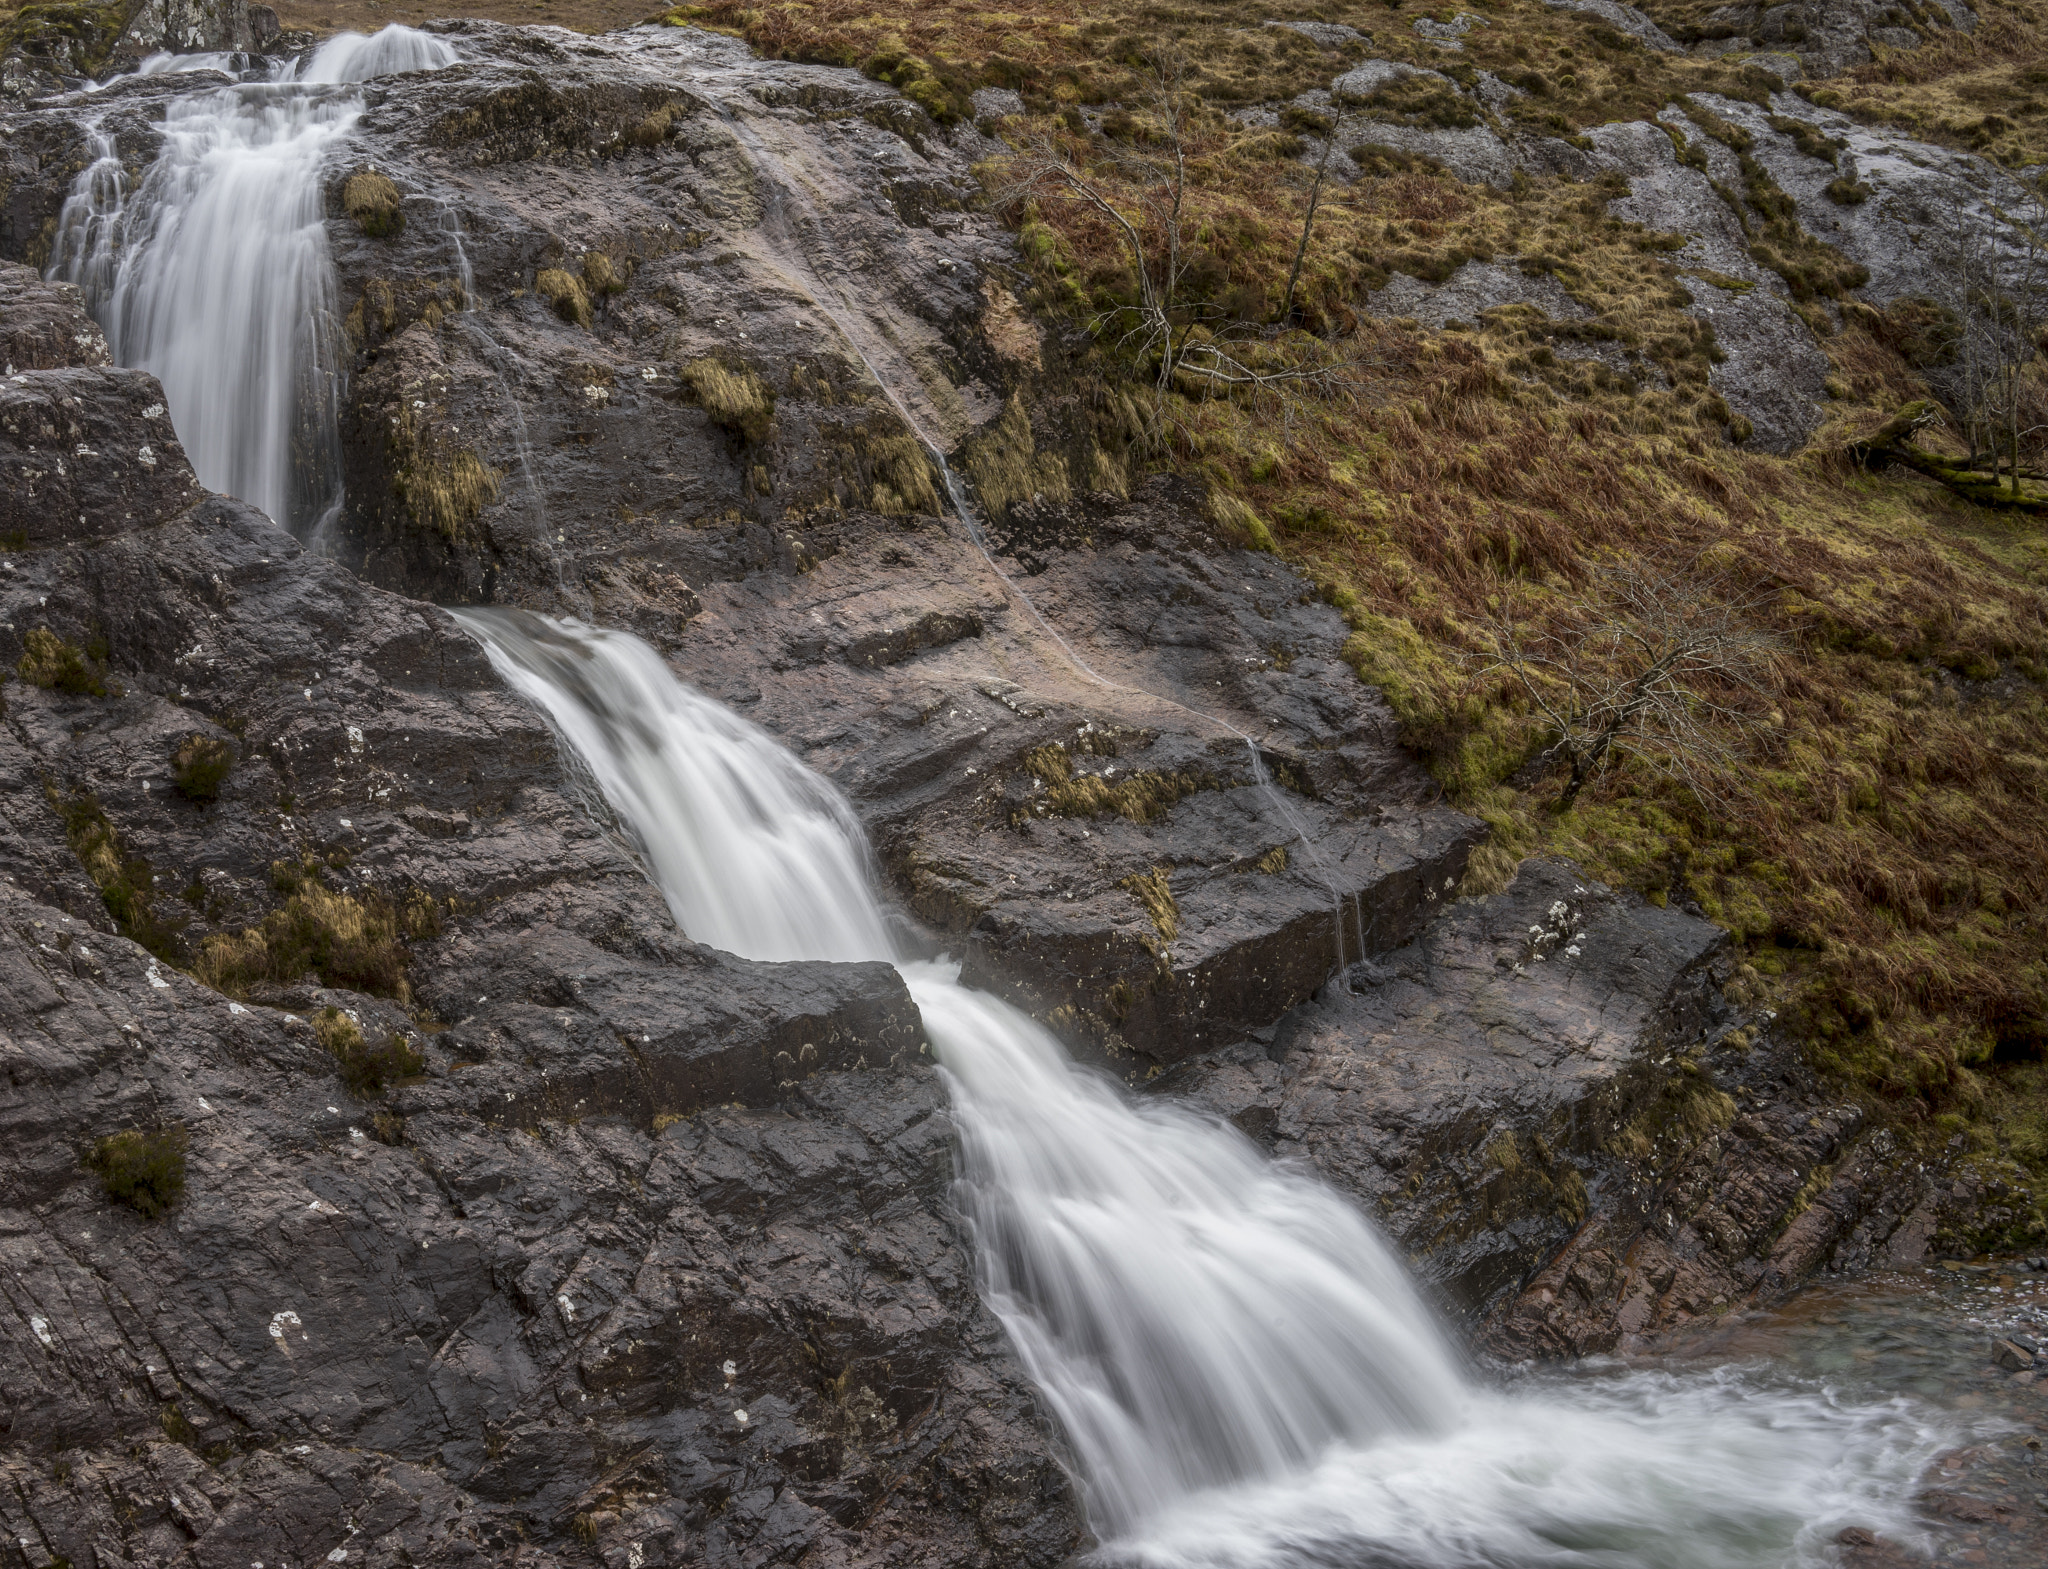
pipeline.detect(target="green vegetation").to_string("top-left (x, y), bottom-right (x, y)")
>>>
top-left (86, 1126), bottom-right (188, 1219)
top-left (681, 357), bottom-right (776, 443)
top-left (1015, 740), bottom-right (1217, 826)
top-left (47, 783), bottom-right (184, 961)
top-left (535, 266), bottom-right (592, 327)
top-left (314, 1005), bottom-right (426, 1096)
top-left (196, 856), bottom-right (439, 1002)
top-left (341, 170), bottom-right (405, 238)
top-left (18, 626), bottom-right (106, 696)
top-left (389, 402), bottom-right (502, 542)
top-left (1121, 864), bottom-right (1181, 945)
top-left (0, 1), bottom-right (129, 80)
top-left (171, 734), bottom-right (234, 802)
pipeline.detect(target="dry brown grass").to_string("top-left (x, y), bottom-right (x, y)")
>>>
top-left (1804, 3), bottom-right (2048, 170)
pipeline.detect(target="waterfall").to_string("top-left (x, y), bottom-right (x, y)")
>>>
top-left (48, 26), bottom-right (457, 538)
top-left (458, 608), bottom-right (1955, 1566)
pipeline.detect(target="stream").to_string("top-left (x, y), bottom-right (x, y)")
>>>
top-left (41, 22), bottom-right (2048, 1567)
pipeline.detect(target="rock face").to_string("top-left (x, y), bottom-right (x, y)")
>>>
top-left (658, 479), bottom-right (1481, 1077)
top-left (0, 18), bottom-right (2013, 1565)
top-left (1168, 857), bottom-right (1975, 1349)
top-left (0, 261), bottom-right (1085, 1569)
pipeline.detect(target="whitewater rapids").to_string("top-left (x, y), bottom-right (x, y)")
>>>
top-left (459, 609), bottom-right (1959, 1567)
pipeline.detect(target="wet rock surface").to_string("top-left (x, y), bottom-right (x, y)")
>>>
top-left (1166, 857), bottom-right (1983, 1350)
top-left (660, 477), bottom-right (1481, 1076)
top-left (0, 265), bottom-right (1084, 1569)
top-left (0, 24), bottom-right (2024, 1568)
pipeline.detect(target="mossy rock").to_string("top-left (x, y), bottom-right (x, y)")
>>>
top-left (87, 1126), bottom-right (187, 1219)
top-left (341, 170), bottom-right (404, 239)
top-left (18, 625), bottom-right (106, 696)
top-left (314, 1005), bottom-right (425, 1097)
top-left (0, 1), bottom-right (130, 77)
top-left (171, 733), bottom-right (233, 800)
top-left (535, 267), bottom-right (591, 327)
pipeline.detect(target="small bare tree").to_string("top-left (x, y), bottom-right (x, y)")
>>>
top-left (1934, 200), bottom-right (2048, 493)
top-left (1476, 562), bottom-right (1783, 810)
top-left (988, 50), bottom-right (1369, 407)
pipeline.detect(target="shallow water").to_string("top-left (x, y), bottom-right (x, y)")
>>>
top-left (1647, 1263), bottom-right (2048, 1567)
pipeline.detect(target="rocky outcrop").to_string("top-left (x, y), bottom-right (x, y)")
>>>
top-left (0, 261), bottom-right (1086, 1569)
top-left (1659, 0), bottom-right (1977, 78)
top-left (655, 478), bottom-right (1481, 1076)
top-left (1167, 857), bottom-right (1980, 1348)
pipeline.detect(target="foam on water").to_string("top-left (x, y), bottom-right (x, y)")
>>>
top-left (456, 608), bottom-right (1965, 1566)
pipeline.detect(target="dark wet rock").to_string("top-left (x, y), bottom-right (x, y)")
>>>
top-left (1169, 859), bottom-right (1731, 1314)
top-left (317, 21), bottom-right (1030, 608)
top-left (659, 476), bottom-right (1482, 1076)
top-left (0, 261), bottom-right (107, 370)
top-left (1, 364), bottom-right (206, 546)
top-left (1166, 858), bottom-right (1979, 1344)
top-left (0, 265), bottom-right (1085, 1569)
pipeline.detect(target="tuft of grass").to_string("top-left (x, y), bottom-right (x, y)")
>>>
top-left (341, 170), bottom-right (404, 238)
top-left (314, 1005), bottom-right (425, 1097)
top-left (18, 626), bottom-right (105, 696)
top-left (1014, 740), bottom-right (1217, 825)
top-left (196, 857), bottom-right (426, 1002)
top-left (170, 734), bottom-right (233, 802)
top-left (681, 358), bottom-right (776, 443)
top-left (86, 1126), bottom-right (187, 1219)
top-left (1120, 864), bottom-right (1181, 944)
top-left (389, 404), bottom-right (501, 543)
top-left (582, 251), bottom-right (626, 295)
top-left (534, 267), bottom-right (592, 327)
top-left (46, 783), bottom-right (182, 960)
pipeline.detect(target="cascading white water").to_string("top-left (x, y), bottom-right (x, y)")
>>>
top-left (49, 26), bottom-right (457, 537)
top-left (458, 607), bottom-right (1960, 1567)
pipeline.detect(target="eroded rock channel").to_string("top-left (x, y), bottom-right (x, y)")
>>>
top-left (0, 18), bottom-right (2035, 1569)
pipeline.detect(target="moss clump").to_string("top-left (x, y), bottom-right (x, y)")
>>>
top-left (1121, 864), bottom-right (1180, 944)
top-left (632, 106), bottom-right (675, 147)
top-left (46, 783), bottom-right (182, 960)
top-left (399, 447), bottom-right (501, 542)
top-left (314, 1005), bottom-right (425, 1097)
top-left (170, 734), bottom-right (233, 802)
top-left (582, 252), bottom-right (625, 296)
top-left (681, 358), bottom-right (776, 444)
top-left (535, 267), bottom-right (592, 327)
top-left (389, 404), bottom-right (501, 543)
top-left (18, 626), bottom-right (105, 696)
top-left (86, 1126), bottom-right (187, 1219)
top-left (1016, 741), bottom-right (1215, 826)
top-left (830, 422), bottom-right (940, 514)
top-left (197, 858), bottom-right (427, 1002)
top-left (341, 170), bottom-right (404, 238)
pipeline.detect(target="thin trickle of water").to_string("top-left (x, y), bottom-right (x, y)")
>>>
top-left (456, 608), bottom-right (1960, 1566)
top-left (718, 108), bottom-right (1359, 981)
top-left (50, 26), bottom-right (457, 539)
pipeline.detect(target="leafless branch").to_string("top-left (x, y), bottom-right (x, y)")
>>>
top-left (986, 47), bottom-right (1382, 411)
top-left (1471, 559), bottom-right (1784, 810)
